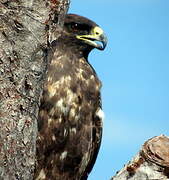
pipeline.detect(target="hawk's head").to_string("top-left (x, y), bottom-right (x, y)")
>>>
top-left (63, 14), bottom-right (107, 53)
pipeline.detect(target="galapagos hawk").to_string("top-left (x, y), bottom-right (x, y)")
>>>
top-left (35, 14), bottom-right (107, 180)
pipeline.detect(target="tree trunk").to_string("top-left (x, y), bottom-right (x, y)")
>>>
top-left (111, 135), bottom-right (169, 180)
top-left (0, 0), bottom-right (69, 179)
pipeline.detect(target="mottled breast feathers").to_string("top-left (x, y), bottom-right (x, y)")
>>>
top-left (34, 13), bottom-right (107, 180)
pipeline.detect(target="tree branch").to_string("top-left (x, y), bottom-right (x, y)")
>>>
top-left (111, 135), bottom-right (169, 180)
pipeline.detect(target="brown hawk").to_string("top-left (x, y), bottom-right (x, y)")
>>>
top-left (34, 14), bottom-right (107, 180)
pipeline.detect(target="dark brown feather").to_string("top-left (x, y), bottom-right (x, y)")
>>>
top-left (34, 14), bottom-right (104, 180)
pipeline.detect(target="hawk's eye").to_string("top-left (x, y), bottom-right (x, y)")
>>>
top-left (64, 22), bottom-right (91, 34)
top-left (71, 23), bottom-right (80, 31)
top-left (70, 23), bottom-right (90, 33)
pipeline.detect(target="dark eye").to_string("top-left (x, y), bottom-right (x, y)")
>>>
top-left (71, 23), bottom-right (80, 31)
top-left (64, 22), bottom-right (91, 34)
top-left (70, 23), bottom-right (90, 32)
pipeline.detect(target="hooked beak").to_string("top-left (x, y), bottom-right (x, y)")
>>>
top-left (76, 26), bottom-right (107, 50)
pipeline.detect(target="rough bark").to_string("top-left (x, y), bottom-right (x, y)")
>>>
top-left (111, 135), bottom-right (169, 180)
top-left (0, 0), bottom-right (69, 179)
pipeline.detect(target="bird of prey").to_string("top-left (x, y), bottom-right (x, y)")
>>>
top-left (34, 14), bottom-right (107, 180)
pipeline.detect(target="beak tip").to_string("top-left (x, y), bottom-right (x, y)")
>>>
top-left (100, 33), bottom-right (107, 50)
top-left (98, 36), bottom-right (107, 50)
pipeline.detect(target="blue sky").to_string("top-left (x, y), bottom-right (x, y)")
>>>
top-left (69, 1), bottom-right (169, 180)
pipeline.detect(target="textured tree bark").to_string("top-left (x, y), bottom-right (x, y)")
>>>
top-left (111, 135), bottom-right (169, 180)
top-left (0, 0), bottom-right (69, 179)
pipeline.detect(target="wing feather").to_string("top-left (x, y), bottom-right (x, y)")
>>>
top-left (35, 47), bottom-right (103, 180)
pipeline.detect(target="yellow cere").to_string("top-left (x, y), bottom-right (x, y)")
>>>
top-left (92, 26), bottom-right (104, 36)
